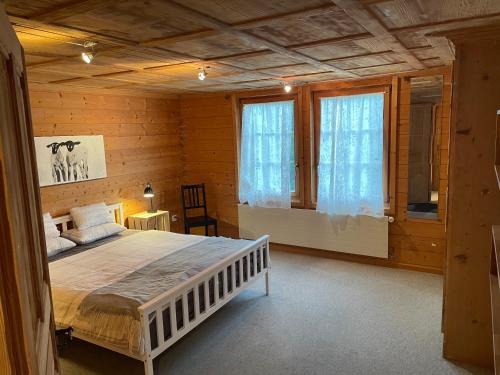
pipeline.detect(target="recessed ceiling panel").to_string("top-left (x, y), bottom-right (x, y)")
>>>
top-left (5, 0), bottom-right (70, 17)
top-left (96, 47), bottom-right (192, 70)
top-left (179, 0), bottom-right (330, 24)
top-left (247, 8), bottom-right (366, 46)
top-left (57, 0), bottom-right (203, 43)
top-left (292, 72), bottom-right (345, 84)
top-left (154, 32), bottom-right (266, 59)
top-left (259, 63), bottom-right (327, 77)
top-left (327, 53), bottom-right (404, 70)
top-left (295, 40), bottom-right (372, 61)
top-left (221, 52), bottom-right (299, 70)
top-left (352, 62), bottom-right (413, 77)
top-left (30, 59), bottom-right (130, 77)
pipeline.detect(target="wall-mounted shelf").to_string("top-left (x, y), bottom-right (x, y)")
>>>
top-left (491, 226), bottom-right (500, 374)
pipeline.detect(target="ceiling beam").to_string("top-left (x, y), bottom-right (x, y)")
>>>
top-left (211, 50), bottom-right (275, 61)
top-left (360, 0), bottom-right (390, 5)
top-left (325, 50), bottom-right (394, 63)
top-left (287, 32), bottom-right (371, 50)
top-left (330, 0), bottom-right (425, 70)
top-left (140, 29), bottom-right (219, 46)
top-left (390, 12), bottom-right (500, 34)
top-left (161, 1), bottom-right (358, 78)
top-left (253, 50), bottom-right (407, 75)
top-left (36, 47), bottom-right (411, 89)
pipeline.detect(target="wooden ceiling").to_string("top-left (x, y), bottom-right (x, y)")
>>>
top-left (6, 0), bottom-right (500, 94)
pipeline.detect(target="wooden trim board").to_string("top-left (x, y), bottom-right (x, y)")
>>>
top-left (271, 242), bottom-right (442, 274)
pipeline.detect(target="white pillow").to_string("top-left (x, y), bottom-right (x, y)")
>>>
top-left (46, 237), bottom-right (76, 257)
top-left (61, 223), bottom-right (126, 245)
top-left (43, 213), bottom-right (60, 239)
top-left (70, 203), bottom-right (114, 230)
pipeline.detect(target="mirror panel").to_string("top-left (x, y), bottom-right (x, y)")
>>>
top-left (407, 75), bottom-right (443, 220)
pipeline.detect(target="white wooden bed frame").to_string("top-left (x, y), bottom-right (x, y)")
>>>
top-left (52, 203), bottom-right (270, 375)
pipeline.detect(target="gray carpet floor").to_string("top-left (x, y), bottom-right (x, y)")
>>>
top-left (59, 250), bottom-right (492, 375)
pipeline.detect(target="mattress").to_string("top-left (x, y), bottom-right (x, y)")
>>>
top-left (48, 230), bottom-right (252, 357)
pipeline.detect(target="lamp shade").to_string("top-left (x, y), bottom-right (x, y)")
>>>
top-left (144, 183), bottom-right (154, 198)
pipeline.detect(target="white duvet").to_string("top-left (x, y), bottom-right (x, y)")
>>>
top-left (49, 230), bottom-right (206, 357)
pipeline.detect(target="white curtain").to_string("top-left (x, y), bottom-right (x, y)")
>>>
top-left (239, 100), bottom-right (294, 208)
top-left (316, 93), bottom-right (384, 217)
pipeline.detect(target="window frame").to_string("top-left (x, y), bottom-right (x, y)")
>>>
top-left (312, 85), bottom-right (394, 214)
top-left (237, 93), bottom-right (304, 208)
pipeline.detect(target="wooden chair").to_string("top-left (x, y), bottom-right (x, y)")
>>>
top-left (181, 183), bottom-right (218, 236)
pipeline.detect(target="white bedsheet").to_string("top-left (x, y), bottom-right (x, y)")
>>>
top-left (49, 230), bottom-right (206, 356)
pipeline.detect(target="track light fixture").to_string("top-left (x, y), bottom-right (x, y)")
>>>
top-left (81, 41), bottom-right (97, 64)
top-left (284, 83), bottom-right (292, 93)
top-left (81, 51), bottom-right (94, 64)
top-left (198, 67), bottom-right (207, 81)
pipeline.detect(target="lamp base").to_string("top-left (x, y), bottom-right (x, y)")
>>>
top-left (147, 209), bottom-right (158, 213)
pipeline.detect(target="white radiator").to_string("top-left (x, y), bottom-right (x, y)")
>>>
top-left (238, 205), bottom-right (388, 258)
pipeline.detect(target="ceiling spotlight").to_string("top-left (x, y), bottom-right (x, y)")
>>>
top-left (81, 51), bottom-right (94, 64)
top-left (81, 41), bottom-right (97, 64)
top-left (198, 68), bottom-right (207, 81)
top-left (284, 83), bottom-right (292, 93)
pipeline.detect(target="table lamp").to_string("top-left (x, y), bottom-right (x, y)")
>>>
top-left (144, 182), bottom-right (157, 213)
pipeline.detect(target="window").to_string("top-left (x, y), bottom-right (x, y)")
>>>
top-left (238, 96), bottom-right (301, 208)
top-left (314, 89), bottom-right (390, 217)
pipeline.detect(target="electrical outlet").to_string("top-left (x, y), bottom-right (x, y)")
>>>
top-left (171, 214), bottom-right (178, 222)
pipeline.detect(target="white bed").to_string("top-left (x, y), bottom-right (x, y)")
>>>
top-left (49, 203), bottom-right (270, 374)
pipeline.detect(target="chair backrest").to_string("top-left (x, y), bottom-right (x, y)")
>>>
top-left (181, 183), bottom-right (208, 218)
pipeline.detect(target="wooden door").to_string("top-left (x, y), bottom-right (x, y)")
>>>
top-left (408, 103), bottom-right (433, 203)
top-left (0, 5), bottom-right (59, 374)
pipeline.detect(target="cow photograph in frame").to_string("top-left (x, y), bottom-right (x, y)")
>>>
top-left (34, 135), bottom-right (107, 187)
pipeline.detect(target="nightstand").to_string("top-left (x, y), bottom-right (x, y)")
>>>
top-left (128, 210), bottom-right (170, 231)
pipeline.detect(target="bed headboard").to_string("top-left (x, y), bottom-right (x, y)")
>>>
top-left (52, 202), bottom-right (124, 231)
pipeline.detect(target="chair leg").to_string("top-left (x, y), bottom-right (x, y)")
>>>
top-left (214, 222), bottom-right (218, 237)
top-left (205, 224), bottom-right (209, 236)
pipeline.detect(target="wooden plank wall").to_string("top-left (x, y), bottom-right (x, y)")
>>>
top-left (180, 93), bottom-right (239, 237)
top-left (30, 89), bottom-right (183, 231)
top-left (180, 67), bottom-right (452, 273)
top-left (443, 34), bottom-right (500, 368)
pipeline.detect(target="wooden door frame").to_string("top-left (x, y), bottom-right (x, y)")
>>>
top-left (0, 162), bottom-right (30, 374)
top-left (0, 4), bottom-right (59, 373)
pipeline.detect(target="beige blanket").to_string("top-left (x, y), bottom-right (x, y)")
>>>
top-left (79, 236), bottom-right (252, 319)
top-left (49, 231), bottom-right (207, 356)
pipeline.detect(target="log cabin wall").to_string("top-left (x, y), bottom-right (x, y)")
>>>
top-left (30, 88), bottom-right (183, 231)
top-left (180, 66), bottom-right (452, 273)
top-left (180, 93), bottom-right (240, 237)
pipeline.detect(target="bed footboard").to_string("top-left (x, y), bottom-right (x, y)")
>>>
top-left (138, 235), bottom-right (270, 375)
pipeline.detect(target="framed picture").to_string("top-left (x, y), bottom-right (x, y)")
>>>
top-left (34, 135), bottom-right (107, 187)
